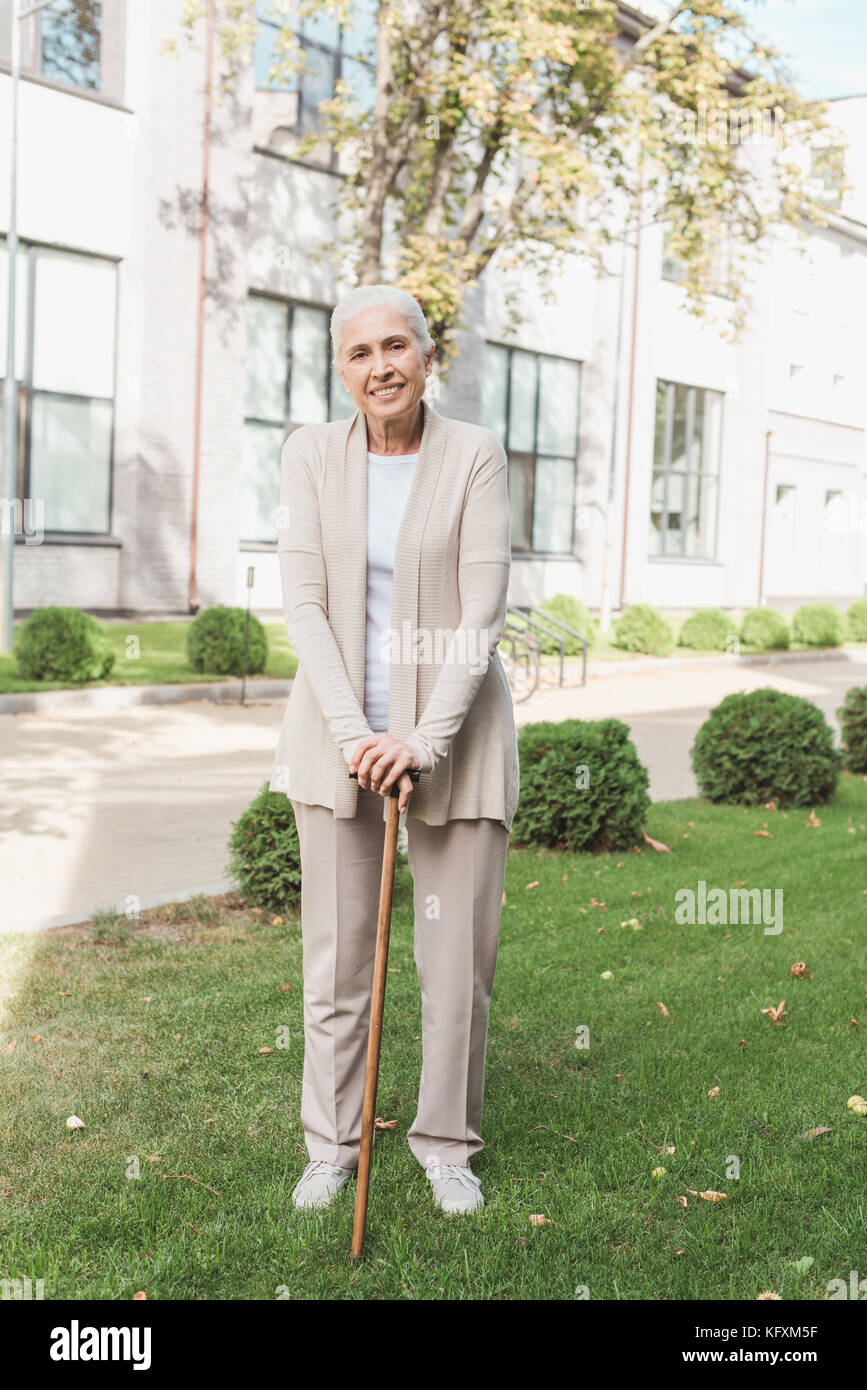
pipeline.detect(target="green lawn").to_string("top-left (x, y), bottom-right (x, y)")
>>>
top-left (0, 620), bottom-right (298, 693)
top-left (1, 778), bottom-right (865, 1300)
top-left (2, 614), bottom-right (864, 694)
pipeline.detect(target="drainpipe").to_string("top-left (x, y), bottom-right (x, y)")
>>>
top-left (618, 165), bottom-right (643, 613)
top-left (188, 0), bottom-right (215, 614)
top-left (757, 429), bottom-right (772, 607)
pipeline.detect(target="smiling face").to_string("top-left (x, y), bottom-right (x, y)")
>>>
top-left (337, 305), bottom-right (434, 425)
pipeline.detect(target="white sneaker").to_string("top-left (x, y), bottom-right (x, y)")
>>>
top-left (424, 1158), bottom-right (484, 1215)
top-left (292, 1159), bottom-right (355, 1210)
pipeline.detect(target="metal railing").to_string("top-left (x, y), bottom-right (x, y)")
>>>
top-left (502, 605), bottom-right (588, 694)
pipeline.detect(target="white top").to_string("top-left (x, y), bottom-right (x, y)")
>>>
top-left (364, 450), bottom-right (419, 731)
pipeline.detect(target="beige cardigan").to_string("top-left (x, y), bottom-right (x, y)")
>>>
top-left (269, 395), bottom-right (520, 832)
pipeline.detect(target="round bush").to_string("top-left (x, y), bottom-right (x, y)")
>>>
top-left (837, 687), bottom-right (867, 773)
top-left (678, 608), bottom-right (734, 652)
top-left (691, 688), bottom-right (841, 807)
top-left (792, 602), bottom-right (844, 648)
top-left (187, 605), bottom-right (268, 677)
top-left (845, 599), bottom-right (867, 643)
top-left (537, 594), bottom-right (598, 653)
top-left (612, 604), bottom-right (674, 657)
top-left (740, 608), bottom-right (789, 651)
top-left (226, 782), bottom-right (302, 914)
top-left (15, 606), bottom-right (115, 683)
top-left (510, 717), bottom-right (651, 851)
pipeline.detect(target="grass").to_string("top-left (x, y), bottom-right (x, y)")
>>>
top-left (2, 614), bottom-right (864, 695)
top-left (1, 777), bottom-right (866, 1300)
top-left (0, 621), bottom-right (298, 694)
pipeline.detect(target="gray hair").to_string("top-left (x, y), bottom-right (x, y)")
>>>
top-left (330, 284), bottom-right (435, 367)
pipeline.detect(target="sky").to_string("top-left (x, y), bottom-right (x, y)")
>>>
top-left (638, 0), bottom-right (867, 101)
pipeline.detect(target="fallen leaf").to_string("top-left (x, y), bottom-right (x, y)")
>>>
top-left (799, 1127), bottom-right (831, 1141)
top-left (850, 1019), bottom-right (859, 1027)
top-left (4, 1040), bottom-right (16, 1054)
top-left (672, 1248), bottom-right (686, 1255)
top-left (804, 809), bottom-right (822, 828)
top-left (753, 830), bottom-right (772, 838)
top-left (30, 1035), bottom-right (41, 1043)
top-left (656, 1002), bottom-right (670, 1017)
top-left (757, 1291), bottom-right (782, 1300)
top-left (651, 1166), bottom-right (666, 1179)
top-left (258, 1046), bottom-right (274, 1055)
top-left (707, 1086), bottom-right (721, 1099)
top-left (761, 1000), bottom-right (786, 1024)
top-left (529, 1213), bottom-right (551, 1226)
top-left (525, 881), bottom-right (540, 890)
top-left (790, 961), bottom-right (812, 979)
top-left (642, 832), bottom-right (670, 853)
top-left (66, 1116), bottom-right (85, 1129)
top-left (278, 983), bottom-right (293, 992)
top-left (675, 1195), bottom-right (688, 1208)
top-left (847, 1094), bottom-right (867, 1116)
top-left (698, 1190), bottom-right (727, 1202)
top-left (374, 1117), bottom-right (398, 1130)
top-left (271, 917), bottom-right (283, 927)
top-left (133, 1291), bottom-right (148, 1301)
top-left (764, 801), bottom-right (777, 811)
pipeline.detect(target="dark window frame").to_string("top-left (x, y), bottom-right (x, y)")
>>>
top-left (242, 291), bottom-right (352, 545)
top-left (484, 340), bottom-right (582, 558)
top-left (255, 6), bottom-right (376, 173)
top-left (649, 378), bottom-right (724, 562)
top-left (3, 234), bottom-right (119, 541)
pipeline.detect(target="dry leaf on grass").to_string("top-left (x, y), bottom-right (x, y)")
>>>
top-left (753, 830), bottom-right (772, 838)
top-left (258, 1046), bottom-right (274, 1055)
top-left (761, 1000), bottom-right (786, 1024)
top-left (529, 1214), bottom-right (551, 1226)
top-left (642, 832), bottom-right (671, 853)
top-left (799, 1127), bottom-right (831, 1141)
top-left (374, 1117), bottom-right (398, 1130)
top-left (757, 1291), bottom-right (782, 1300)
top-left (133, 1291), bottom-right (148, 1300)
top-left (707, 1086), bottom-right (721, 1099)
top-left (676, 1196), bottom-right (688, 1208)
top-left (791, 962), bottom-right (813, 979)
top-left (656, 1002), bottom-right (670, 1017)
top-left (804, 809), bottom-right (822, 828)
top-left (847, 1095), bottom-right (867, 1116)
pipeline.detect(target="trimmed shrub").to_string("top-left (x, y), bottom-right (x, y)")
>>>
top-left (691, 688), bottom-right (841, 807)
top-left (537, 594), bottom-right (598, 653)
top-left (792, 602), bottom-right (844, 648)
top-left (511, 718), bottom-right (651, 851)
top-left (226, 782), bottom-right (302, 914)
top-left (187, 605), bottom-right (268, 677)
top-left (612, 604), bottom-right (674, 657)
top-left (678, 608), bottom-right (734, 652)
top-left (740, 608), bottom-right (789, 651)
top-left (838, 687), bottom-right (867, 774)
top-left (845, 598), bottom-right (867, 643)
top-left (15, 606), bottom-right (115, 683)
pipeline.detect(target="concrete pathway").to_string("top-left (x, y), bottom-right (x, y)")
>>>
top-left (2, 653), bottom-right (865, 934)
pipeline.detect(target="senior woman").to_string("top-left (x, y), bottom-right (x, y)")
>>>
top-left (270, 284), bottom-right (519, 1217)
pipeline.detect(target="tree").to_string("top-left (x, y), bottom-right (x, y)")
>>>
top-left (173, 0), bottom-right (836, 371)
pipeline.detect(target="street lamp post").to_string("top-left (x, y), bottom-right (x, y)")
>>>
top-left (2, 0), bottom-right (57, 653)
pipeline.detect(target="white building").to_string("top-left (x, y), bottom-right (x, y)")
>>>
top-left (1, 0), bottom-right (865, 626)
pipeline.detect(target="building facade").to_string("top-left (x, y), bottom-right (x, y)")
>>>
top-left (2, 0), bottom-right (865, 624)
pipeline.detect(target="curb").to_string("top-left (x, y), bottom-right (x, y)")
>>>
top-left (0, 677), bottom-right (292, 715)
top-left (1, 646), bottom-right (866, 715)
top-left (4, 879), bottom-right (240, 936)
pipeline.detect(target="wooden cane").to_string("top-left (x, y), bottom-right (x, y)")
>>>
top-left (348, 767), bottom-right (419, 1264)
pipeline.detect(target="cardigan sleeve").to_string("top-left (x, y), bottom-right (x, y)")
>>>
top-left (277, 427), bottom-right (375, 767)
top-left (402, 439), bottom-right (511, 774)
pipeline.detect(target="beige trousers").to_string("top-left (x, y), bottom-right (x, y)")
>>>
top-left (290, 786), bottom-right (509, 1169)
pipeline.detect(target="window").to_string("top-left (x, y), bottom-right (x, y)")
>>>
top-left (242, 295), bottom-right (355, 544)
top-left (0, 238), bottom-right (117, 534)
top-left (0, 0), bottom-right (124, 101)
top-left (661, 223), bottom-right (732, 298)
top-left (255, 0), bottom-right (376, 158)
top-left (482, 343), bottom-right (581, 555)
top-left (650, 380), bottom-right (723, 559)
top-left (809, 145), bottom-right (844, 209)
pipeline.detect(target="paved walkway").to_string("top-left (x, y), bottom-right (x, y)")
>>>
top-left (2, 652), bottom-right (865, 934)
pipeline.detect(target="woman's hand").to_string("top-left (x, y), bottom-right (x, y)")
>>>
top-left (350, 734), bottom-right (420, 813)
